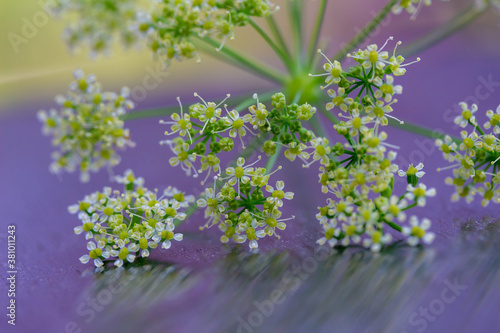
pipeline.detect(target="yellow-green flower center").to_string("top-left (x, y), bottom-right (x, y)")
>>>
top-left (411, 226), bottom-right (425, 238)
top-left (118, 248), bottom-right (129, 260)
top-left (407, 165), bottom-right (418, 175)
top-left (272, 190), bottom-right (285, 199)
top-left (206, 106), bottom-right (215, 119)
top-left (161, 230), bottom-right (174, 240)
top-left (333, 96), bottom-right (344, 106)
top-left (389, 204), bottom-right (399, 216)
top-left (336, 202), bottom-right (346, 213)
top-left (224, 226), bottom-right (235, 238)
top-left (178, 151), bottom-right (188, 161)
top-left (369, 50), bottom-right (378, 63)
top-left (235, 166), bottom-right (244, 178)
top-left (373, 107), bottom-right (384, 118)
top-left (462, 110), bottom-right (472, 120)
top-left (246, 227), bottom-right (256, 240)
top-left (325, 228), bottom-right (335, 240)
top-left (148, 218), bottom-right (158, 228)
top-left (414, 188), bottom-right (425, 197)
top-left (316, 145), bottom-right (326, 156)
top-left (380, 84), bottom-right (393, 95)
top-left (103, 207), bottom-right (114, 216)
top-left (463, 137), bottom-right (474, 149)
top-left (490, 114), bottom-right (500, 126)
top-left (83, 222), bottom-right (94, 232)
top-left (330, 67), bottom-right (341, 78)
top-left (266, 217), bottom-right (277, 227)
top-left (173, 193), bottom-right (185, 202)
top-left (178, 119), bottom-right (189, 130)
top-left (346, 225), bottom-right (356, 237)
top-left (367, 137), bottom-right (380, 148)
top-left (139, 238), bottom-right (148, 250)
top-left (164, 207), bottom-right (177, 217)
top-left (233, 119), bottom-right (244, 129)
top-left (79, 201), bottom-right (90, 211)
top-left (89, 248), bottom-right (102, 259)
top-left (352, 117), bottom-right (362, 129)
top-left (207, 198), bottom-right (219, 208)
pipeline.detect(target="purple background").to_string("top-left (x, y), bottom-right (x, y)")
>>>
top-left (1, 1), bottom-right (500, 332)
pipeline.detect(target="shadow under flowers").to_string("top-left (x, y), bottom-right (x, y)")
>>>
top-left (71, 217), bottom-right (500, 333)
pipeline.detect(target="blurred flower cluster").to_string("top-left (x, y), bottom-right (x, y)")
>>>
top-left (38, 69), bottom-right (134, 182)
top-left (70, 170), bottom-right (193, 267)
top-left (53, 0), bottom-right (142, 57)
top-left (437, 103), bottom-right (500, 206)
top-left (55, 0), bottom-right (277, 63)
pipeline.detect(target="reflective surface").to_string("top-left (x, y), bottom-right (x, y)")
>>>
top-left (65, 218), bottom-right (500, 333)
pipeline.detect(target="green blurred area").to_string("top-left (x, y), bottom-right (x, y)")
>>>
top-left (1, 0), bottom-right (498, 114)
top-left (0, 0), bottom-right (198, 113)
top-left (0, 0), bottom-right (277, 114)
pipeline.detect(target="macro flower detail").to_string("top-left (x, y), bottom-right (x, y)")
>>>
top-left (437, 102), bottom-right (500, 206)
top-left (197, 161), bottom-right (294, 250)
top-left (398, 163), bottom-right (425, 186)
top-left (38, 69), bottom-right (135, 182)
top-left (71, 170), bottom-right (190, 267)
top-left (402, 216), bottom-right (435, 246)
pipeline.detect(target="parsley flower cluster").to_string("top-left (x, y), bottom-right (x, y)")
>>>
top-left (37, 69), bottom-right (135, 182)
top-left (160, 93), bottom-right (258, 184)
top-left (139, 0), bottom-right (278, 65)
top-left (253, 92), bottom-right (317, 161)
top-left (310, 38), bottom-right (435, 250)
top-left (53, 0), bottom-right (142, 56)
top-left (311, 38), bottom-right (419, 128)
top-left (55, 0), bottom-right (277, 63)
top-left (437, 103), bottom-right (500, 206)
top-left (70, 170), bottom-right (193, 267)
top-left (197, 158), bottom-right (294, 250)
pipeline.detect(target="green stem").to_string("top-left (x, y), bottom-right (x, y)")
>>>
top-left (289, 0), bottom-right (304, 70)
top-left (266, 15), bottom-right (291, 59)
top-left (384, 219), bottom-right (402, 232)
top-left (402, 202), bottom-right (418, 211)
top-left (249, 19), bottom-right (292, 70)
top-left (307, 0), bottom-right (328, 67)
top-left (265, 145), bottom-right (282, 170)
top-left (333, 0), bottom-right (398, 62)
top-left (387, 118), bottom-right (461, 144)
top-left (310, 113), bottom-right (330, 141)
top-left (196, 37), bottom-right (286, 84)
top-left (319, 108), bottom-right (339, 125)
top-left (400, 4), bottom-right (489, 58)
